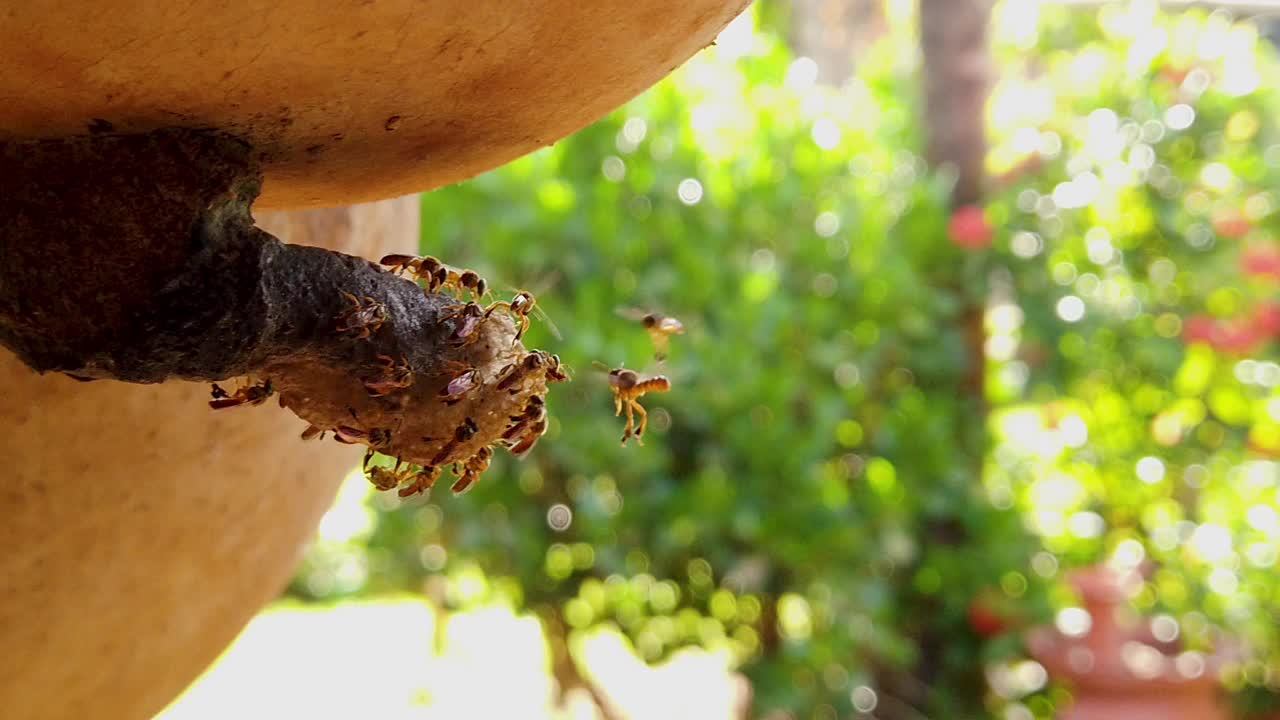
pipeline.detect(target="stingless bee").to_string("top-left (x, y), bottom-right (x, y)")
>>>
top-left (439, 367), bottom-right (480, 405)
top-left (496, 351), bottom-right (547, 393)
top-left (618, 307), bottom-right (687, 362)
top-left (450, 446), bottom-right (494, 494)
top-left (595, 362), bottom-right (672, 446)
top-left (336, 291), bottom-right (387, 340)
top-left (398, 465), bottom-right (443, 498)
top-left (379, 254), bottom-right (489, 300)
top-left (362, 354), bottom-right (414, 397)
top-left (502, 395), bottom-right (546, 441)
top-left (484, 291), bottom-right (561, 344)
top-left (364, 456), bottom-right (410, 492)
top-left (334, 410), bottom-right (397, 450)
top-left (208, 379), bottom-right (274, 410)
top-left (429, 416), bottom-right (480, 467)
top-left (508, 417), bottom-right (548, 457)
top-left (300, 424), bottom-right (328, 441)
top-left (440, 302), bottom-right (485, 344)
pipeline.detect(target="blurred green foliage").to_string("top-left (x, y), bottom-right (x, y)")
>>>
top-left (291, 2), bottom-right (1280, 718)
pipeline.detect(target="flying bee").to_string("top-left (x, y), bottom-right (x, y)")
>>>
top-left (439, 368), bottom-right (480, 405)
top-left (484, 290), bottom-right (561, 344)
top-left (618, 307), bottom-right (687, 362)
top-left (362, 354), bottom-right (414, 397)
top-left (208, 378), bottom-right (274, 410)
top-left (451, 446), bottom-right (494, 494)
top-left (336, 291), bottom-right (387, 340)
top-left (593, 362), bottom-right (672, 446)
top-left (439, 302), bottom-right (485, 344)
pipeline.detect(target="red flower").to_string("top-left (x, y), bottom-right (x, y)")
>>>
top-left (1214, 320), bottom-right (1264, 354)
top-left (1253, 302), bottom-right (1280, 336)
top-left (1160, 65), bottom-right (1190, 86)
top-left (1212, 210), bottom-right (1252, 240)
top-left (1182, 313), bottom-right (1268, 354)
top-left (1242, 246), bottom-right (1280, 280)
top-left (967, 599), bottom-right (1007, 638)
top-left (1182, 314), bottom-right (1217, 345)
top-left (948, 205), bottom-right (993, 250)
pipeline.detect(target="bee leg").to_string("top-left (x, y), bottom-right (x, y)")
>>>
top-left (633, 402), bottom-right (648, 445)
top-left (621, 400), bottom-right (635, 446)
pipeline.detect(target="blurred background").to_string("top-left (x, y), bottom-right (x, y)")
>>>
top-left (161, 1), bottom-right (1280, 718)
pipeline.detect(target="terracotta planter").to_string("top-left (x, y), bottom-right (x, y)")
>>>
top-left (0, 0), bottom-right (748, 210)
top-left (1027, 565), bottom-right (1233, 720)
top-left (0, 196), bottom-right (418, 719)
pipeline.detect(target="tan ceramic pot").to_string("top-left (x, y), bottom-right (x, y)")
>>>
top-left (0, 0), bottom-right (748, 209)
top-left (0, 197), bottom-right (419, 719)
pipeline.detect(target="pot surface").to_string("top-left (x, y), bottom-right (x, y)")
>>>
top-left (0, 195), bottom-right (418, 719)
top-left (0, 1), bottom-right (747, 209)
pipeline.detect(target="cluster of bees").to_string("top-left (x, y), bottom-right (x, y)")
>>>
top-left (206, 253), bottom-right (685, 498)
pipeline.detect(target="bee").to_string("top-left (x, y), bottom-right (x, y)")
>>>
top-left (508, 417), bottom-right (548, 457)
top-left (379, 254), bottom-right (489, 300)
top-left (362, 354), bottom-right (414, 397)
top-left (336, 291), bottom-right (387, 340)
top-left (367, 466), bottom-right (405, 492)
top-left (496, 351), bottom-right (549, 393)
top-left (300, 424), bottom-right (328, 441)
top-left (334, 410), bottom-right (397, 449)
top-left (430, 416), bottom-right (480, 467)
top-left (398, 465), bottom-right (443, 498)
top-left (439, 302), bottom-right (485, 344)
top-left (546, 354), bottom-right (570, 383)
top-left (484, 291), bottom-right (561, 344)
top-left (208, 379), bottom-right (274, 410)
top-left (378, 253), bottom-right (425, 277)
top-left (595, 363), bottom-right (672, 446)
top-left (439, 367), bottom-right (480, 405)
top-left (502, 395), bottom-right (547, 441)
top-left (618, 307), bottom-right (687, 361)
top-left (451, 446), bottom-right (494, 494)
top-left (360, 451), bottom-right (411, 492)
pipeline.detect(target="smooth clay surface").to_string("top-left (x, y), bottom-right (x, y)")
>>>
top-left (0, 0), bottom-right (749, 209)
top-left (0, 195), bottom-right (419, 720)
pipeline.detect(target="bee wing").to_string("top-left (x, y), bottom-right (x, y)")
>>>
top-left (531, 303), bottom-right (563, 340)
top-left (615, 306), bottom-right (651, 322)
top-left (208, 398), bottom-right (244, 410)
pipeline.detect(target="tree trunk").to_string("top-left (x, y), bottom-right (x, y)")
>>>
top-left (911, 0), bottom-right (994, 714)
top-left (920, 0), bottom-right (992, 207)
top-left (787, 0), bottom-right (888, 86)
